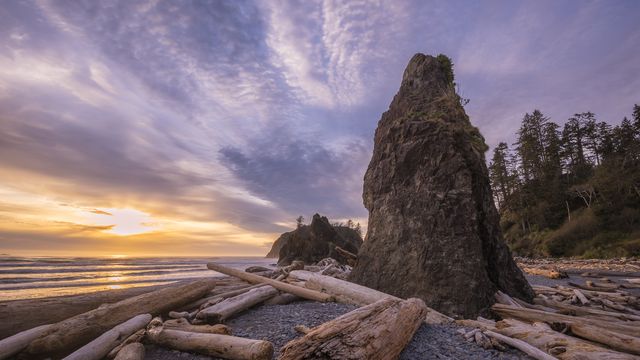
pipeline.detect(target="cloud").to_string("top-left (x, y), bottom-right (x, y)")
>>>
top-left (0, 0), bottom-right (638, 255)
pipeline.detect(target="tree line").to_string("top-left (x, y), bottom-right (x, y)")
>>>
top-left (296, 215), bottom-right (362, 237)
top-left (489, 104), bottom-right (640, 258)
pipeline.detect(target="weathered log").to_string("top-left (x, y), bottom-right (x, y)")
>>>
top-left (147, 327), bottom-right (272, 360)
top-left (113, 343), bottom-right (144, 360)
top-left (163, 318), bottom-right (231, 335)
top-left (207, 262), bottom-right (333, 302)
top-left (181, 284), bottom-right (265, 313)
top-left (64, 314), bottom-right (151, 360)
top-left (570, 323), bottom-right (640, 355)
top-left (106, 329), bottom-right (145, 359)
top-left (278, 298), bottom-right (427, 360)
top-left (568, 281), bottom-right (619, 293)
top-left (245, 266), bottom-right (271, 273)
top-left (23, 279), bottom-right (216, 358)
top-left (573, 289), bottom-right (589, 305)
top-left (168, 311), bottom-right (190, 319)
top-left (534, 298), bottom-right (640, 322)
top-left (334, 246), bottom-right (357, 266)
top-left (196, 286), bottom-right (279, 323)
top-left (521, 267), bottom-right (568, 279)
top-left (496, 319), bottom-right (637, 360)
top-left (0, 324), bottom-right (51, 360)
top-left (288, 270), bottom-right (453, 324)
top-left (483, 330), bottom-right (556, 360)
top-left (264, 293), bottom-right (300, 305)
top-left (495, 290), bottom-right (524, 307)
top-left (492, 304), bottom-right (640, 337)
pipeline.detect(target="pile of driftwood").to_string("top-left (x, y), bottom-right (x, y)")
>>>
top-left (517, 257), bottom-right (640, 279)
top-left (1, 257), bottom-right (639, 360)
top-left (459, 276), bottom-right (640, 359)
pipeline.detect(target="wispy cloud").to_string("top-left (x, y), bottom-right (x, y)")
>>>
top-left (0, 0), bottom-right (638, 255)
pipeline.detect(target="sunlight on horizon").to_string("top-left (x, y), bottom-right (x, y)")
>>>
top-left (86, 208), bottom-right (157, 236)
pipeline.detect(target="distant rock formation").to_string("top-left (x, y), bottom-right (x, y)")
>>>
top-left (270, 214), bottom-right (362, 266)
top-left (349, 53), bottom-right (534, 318)
top-left (266, 231), bottom-right (293, 258)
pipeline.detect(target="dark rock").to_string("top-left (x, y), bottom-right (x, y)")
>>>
top-left (265, 232), bottom-right (292, 258)
top-left (349, 53), bottom-right (534, 318)
top-left (275, 214), bottom-right (362, 266)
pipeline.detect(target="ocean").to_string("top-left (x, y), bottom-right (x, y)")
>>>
top-left (0, 256), bottom-right (275, 301)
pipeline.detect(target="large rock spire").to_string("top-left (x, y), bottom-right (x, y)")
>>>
top-left (349, 53), bottom-right (534, 318)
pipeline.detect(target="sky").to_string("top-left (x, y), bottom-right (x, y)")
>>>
top-left (0, 0), bottom-right (638, 256)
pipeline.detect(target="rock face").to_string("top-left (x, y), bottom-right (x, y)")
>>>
top-left (266, 232), bottom-right (292, 258)
top-left (349, 53), bottom-right (534, 318)
top-left (275, 214), bottom-right (362, 266)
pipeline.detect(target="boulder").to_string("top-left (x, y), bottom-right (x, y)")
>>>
top-left (275, 214), bottom-right (362, 266)
top-left (349, 53), bottom-right (534, 318)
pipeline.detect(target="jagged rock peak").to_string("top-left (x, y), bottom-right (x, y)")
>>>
top-left (348, 53), bottom-right (534, 318)
top-left (270, 214), bottom-right (362, 266)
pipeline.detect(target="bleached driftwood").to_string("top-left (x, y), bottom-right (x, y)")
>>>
top-left (64, 314), bottom-right (151, 360)
top-left (573, 289), bottom-right (590, 305)
top-left (570, 323), bottom-right (640, 355)
top-left (279, 298), bottom-right (427, 360)
top-left (334, 246), bottom-right (357, 266)
top-left (496, 319), bottom-right (637, 360)
top-left (495, 290), bottom-right (524, 308)
top-left (113, 342), bottom-right (145, 360)
top-left (265, 293), bottom-right (300, 305)
top-left (207, 262), bottom-right (332, 302)
top-left (24, 279), bottom-right (216, 358)
top-left (147, 326), bottom-right (272, 360)
top-left (106, 329), bottom-right (145, 359)
top-left (483, 330), bottom-right (556, 360)
top-left (521, 267), bottom-right (568, 279)
top-left (492, 304), bottom-right (640, 338)
top-left (163, 318), bottom-right (231, 335)
top-left (196, 285), bottom-right (279, 323)
top-left (288, 270), bottom-right (453, 324)
top-left (534, 298), bottom-right (640, 322)
top-left (0, 324), bottom-right (50, 360)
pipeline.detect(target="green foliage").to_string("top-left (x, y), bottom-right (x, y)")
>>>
top-left (436, 54), bottom-right (454, 84)
top-left (544, 209), bottom-right (599, 256)
top-left (492, 104), bottom-right (640, 258)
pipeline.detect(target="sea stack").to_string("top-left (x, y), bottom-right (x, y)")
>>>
top-left (277, 214), bottom-right (362, 266)
top-left (349, 53), bottom-right (534, 318)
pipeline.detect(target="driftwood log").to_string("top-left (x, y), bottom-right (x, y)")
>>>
top-left (113, 342), bottom-right (145, 360)
top-left (196, 285), bottom-right (278, 323)
top-left (64, 314), bottom-right (151, 360)
top-left (147, 327), bottom-right (273, 360)
top-left (492, 303), bottom-right (640, 337)
top-left (483, 330), bottom-right (555, 360)
top-left (521, 267), bottom-right (568, 279)
top-left (496, 319), bottom-right (637, 360)
top-left (207, 262), bottom-right (332, 302)
top-left (23, 279), bottom-right (216, 358)
top-left (570, 323), bottom-right (640, 356)
top-left (288, 270), bottom-right (453, 324)
top-left (163, 318), bottom-right (231, 335)
top-left (106, 329), bottom-right (146, 359)
top-left (278, 298), bottom-right (427, 360)
top-left (0, 324), bottom-right (51, 360)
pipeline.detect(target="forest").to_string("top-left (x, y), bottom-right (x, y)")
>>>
top-left (489, 104), bottom-right (640, 258)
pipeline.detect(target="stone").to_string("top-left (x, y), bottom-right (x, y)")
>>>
top-left (349, 53), bottom-right (534, 318)
top-left (275, 214), bottom-right (362, 266)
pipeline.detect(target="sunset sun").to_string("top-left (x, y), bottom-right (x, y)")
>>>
top-left (86, 208), bottom-right (157, 236)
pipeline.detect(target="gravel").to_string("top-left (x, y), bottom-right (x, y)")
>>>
top-left (144, 300), bottom-right (533, 359)
top-left (400, 324), bottom-right (531, 360)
